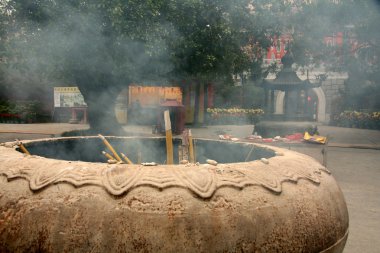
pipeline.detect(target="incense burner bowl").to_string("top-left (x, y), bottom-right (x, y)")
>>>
top-left (0, 137), bottom-right (348, 252)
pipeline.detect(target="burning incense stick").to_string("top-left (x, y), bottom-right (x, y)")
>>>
top-left (16, 140), bottom-right (30, 155)
top-left (164, 110), bottom-right (173, 164)
top-left (121, 152), bottom-right (133, 164)
top-left (102, 151), bottom-right (115, 160)
top-left (98, 134), bottom-right (122, 162)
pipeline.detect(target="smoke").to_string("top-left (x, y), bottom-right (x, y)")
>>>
top-left (23, 137), bottom-right (275, 164)
top-left (1, 0), bottom-right (379, 128)
top-left (0, 1), bottom-right (183, 132)
top-left (1, 1), bottom-right (176, 100)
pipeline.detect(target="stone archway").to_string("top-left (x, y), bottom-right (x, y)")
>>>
top-left (274, 87), bottom-right (327, 122)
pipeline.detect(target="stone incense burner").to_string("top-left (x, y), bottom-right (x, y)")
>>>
top-left (0, 136), bottom-right (348, 252)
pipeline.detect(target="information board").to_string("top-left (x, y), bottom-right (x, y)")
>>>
top-left (128, 86), bottom-right (182, 107)
top-left (54, 87), bottom-right (87, 107)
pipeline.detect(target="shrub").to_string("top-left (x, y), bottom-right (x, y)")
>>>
top-left (331, 111), bottom-right (380, 130)
top-left (0, 100), bottom-right (45, 123)
top-left (206, 107), bottom-right (264, 125)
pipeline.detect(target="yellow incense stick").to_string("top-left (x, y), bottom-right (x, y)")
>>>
top-left (164, 110), bottom-right (173, 164)
top-left (102, 151), bottom-right (115, 160)
top-left (188, 129), bottom-right (195, 163)
top-left (19, 142), bottom-right (31, 155)
top-left (121, 152), bottom-right (134, 164)
top-left (98, 134), bottom-right (122, 162)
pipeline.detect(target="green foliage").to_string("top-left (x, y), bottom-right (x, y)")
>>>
top-left (1, 0), bottom-right (273, 86)
top-left (2, 0), bottom-right (379, 127)
top-left (0, 0), bottom-right (279, 129)
top-left (0, 100), bottom-right (44, 122)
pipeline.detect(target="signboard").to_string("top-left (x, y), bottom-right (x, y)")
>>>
top-left (128, 86), bottom-right (182, 107)
top-left (54, 87), bottom-right (87, 107)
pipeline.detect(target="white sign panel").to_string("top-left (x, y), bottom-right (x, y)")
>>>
top-left (54, 87), bottom-right (87, 107)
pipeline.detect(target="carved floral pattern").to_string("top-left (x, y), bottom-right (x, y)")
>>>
top-left (0, 146), bottom-right (330, 199)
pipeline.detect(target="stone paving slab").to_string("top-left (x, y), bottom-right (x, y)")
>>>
top-left (0, 123), bottom-right (89, 135)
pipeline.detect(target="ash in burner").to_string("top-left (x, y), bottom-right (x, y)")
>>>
top-left (18, 137), bottom-right (275, 164)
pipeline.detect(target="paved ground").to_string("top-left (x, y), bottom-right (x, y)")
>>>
top-left (1, 122), bottom-right (379, 253)
top-left (0, 123), bottom-right (90, 143)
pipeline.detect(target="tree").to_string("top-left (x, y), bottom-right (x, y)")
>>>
top-left (1, 0), bottom-right (274, 131)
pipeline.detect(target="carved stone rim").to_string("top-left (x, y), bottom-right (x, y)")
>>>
top-left (0, 137), bottom-right (330, 199)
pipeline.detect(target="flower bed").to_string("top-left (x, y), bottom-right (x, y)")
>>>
top-left (0, 113), bottom-right (22, 123)
top-left (331, 111), bottom-right (380, 130)
top-left (0, 100), bottom-right (45, 123)
top-left (206, 108), bottom-right (264, 125)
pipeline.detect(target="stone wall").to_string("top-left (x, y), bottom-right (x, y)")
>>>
top-left (320, 78), bottom-right (346, 121)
